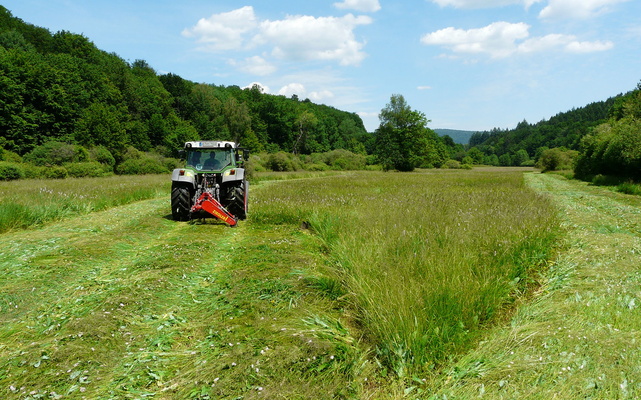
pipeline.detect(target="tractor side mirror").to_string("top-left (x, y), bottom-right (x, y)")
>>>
top-left (178, 150), bottom-right (186, 160)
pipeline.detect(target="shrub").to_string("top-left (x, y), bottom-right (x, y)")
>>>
top-left (267, 152), bottom-right (295, 172)
top-left (90, 146), bottom-right (115, 167)
top-left (44, 166), bottom-right (69, 179)
top-left (116, 158), bottom-right (169, 175)
top-left (617, 182), bottom-right (641, 195)
top-left (65, 162), bottom-right (112, 178)
top-left (442, 160), bottom-right (461, 169)
top-left (24, 142), bottom-right (89, 166)
top-left (536, 148), bottom-right (578, 172)
top-left (0, 149), bottom-right (22, 163)
top-left (324, 149), bottom-right (366, 170)
top-left (0, 162), bottom-right (25, 180)
top-left (22, 164), bottom-right (47, 179)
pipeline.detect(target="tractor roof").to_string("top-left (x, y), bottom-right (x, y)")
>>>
top-left (185, 141), bottom-right (236, 149)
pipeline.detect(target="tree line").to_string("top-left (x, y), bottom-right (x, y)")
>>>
top-left (464, 85), bottom-right (641, 183)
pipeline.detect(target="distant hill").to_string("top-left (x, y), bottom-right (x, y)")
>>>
top-left (434, 129), bottom-right (476, 145)
top-left (468, 96), bottom-right (621, 157)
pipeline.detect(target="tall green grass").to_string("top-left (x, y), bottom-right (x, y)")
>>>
top-left (0, 175), bottom-right (170, 233)
top-left (252, 169), bottom-right (558, 376)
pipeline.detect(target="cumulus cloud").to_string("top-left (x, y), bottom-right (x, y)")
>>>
top-left (430, 0), bottom-right (541, 9)
top-left (181, 6), bottom-right (257, 51)
top-left (243, 82), bottom-right (271, 93)
top-left (333, 0), bottom-right (381, 12)
top-left (421, 22), bottom-right (530, 58)
top-left (421, 21), bottom-right (613, 58)
top-left (539, 0), bottom-right (631, 19)
top-left (277, 83), bottom-right (335, 101)
top-left (258, 14), bottom-right (372, 66)
top-left (183, 7), bottom-right (372, 70)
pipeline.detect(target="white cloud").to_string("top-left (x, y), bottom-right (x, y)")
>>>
top-left (565, 40), bottom-right (614, 53)
top-left (181, 6), bottom-right (257, 51)
top-left (277, 83), bottom-right (335, 101)
top-left (421, 22), bottom-right (530, 58)
top-left (421, 21), bottom-right (613, 58)
top-left (417, 85), bottom-right (433, 90)
top-left (242, 82), bottom-right (271, 93)
top-left (430, 0), bottom-right (541, 9)
top-left (278, 83), bottom-right (307, 97)
top-left (333, 0), bottom-right (381, 12)
top-left (183, 8), bottom-right (372, 70)
top-left (309, 90), bottom-right (335, 101)
top-left (229, 56), bottom-right (276, 76)
top-left (258, 14), bottom-right (372, 66)
top-left (539, 0), bottom-right (631, 19)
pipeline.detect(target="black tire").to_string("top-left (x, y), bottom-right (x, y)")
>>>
top-left (229, 181), bottom-right (248, 220)
top-left (171, 185), bottom-right (192, 221)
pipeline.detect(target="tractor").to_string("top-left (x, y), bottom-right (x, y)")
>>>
top-left (171, 141), bottom-right (249, 226)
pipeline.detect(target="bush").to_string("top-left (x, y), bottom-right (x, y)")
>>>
top-left (0, 162), bottom-right (25, 180)
top-left (90, 146), bottom-right (115, 167)
top-left (617, 182), bottom-right (641, 195)
top-left (536, 148), bottom-right (578, 172)
top-left (65, 162), bottom-right (112, 178)
top-left (323, 149), bottom-right (366, 170)
top-left (116, 158), bottom-right (169, 175)
top-left (0, 149), bottom-right (22, 163)
top-left (24, 142), bottom-right (89, 166)
top-left (442, 160), bottom-right (461, 169)
top-left (22, 164), bottom-right (47, 179)
top-left (44, 166), bottom-right (69, 179)
top-left (267, 152), bottom-right (295, 172)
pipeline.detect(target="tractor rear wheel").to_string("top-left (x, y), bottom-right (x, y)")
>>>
top-left (230, 181), bottom-right (248, 220)
top-left (171, 185), bottom-right (192, 221)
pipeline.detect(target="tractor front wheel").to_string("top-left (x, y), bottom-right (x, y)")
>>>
top-left (171, 185), bottom-right (192, 221)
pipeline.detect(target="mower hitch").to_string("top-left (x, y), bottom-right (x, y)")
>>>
top-left (191, 192), bottom-right (238, 226)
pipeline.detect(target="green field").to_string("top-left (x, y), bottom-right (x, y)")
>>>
top-left (0, 169), bottom-right (639, 399)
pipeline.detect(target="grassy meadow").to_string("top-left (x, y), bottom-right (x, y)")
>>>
top-left (0, 175), bottom-right (170, 234)
top-left (0, 168), bottom-right (562, 398)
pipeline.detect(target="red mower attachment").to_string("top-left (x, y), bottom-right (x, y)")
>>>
top-left (191, 192), bottom-right (238, 226)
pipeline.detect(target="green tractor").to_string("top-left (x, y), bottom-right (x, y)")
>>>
top-left (171, 141), bottom-right (249, 226)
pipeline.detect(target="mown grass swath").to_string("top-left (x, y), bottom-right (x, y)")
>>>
top-left (0, 174), bottom-right (170, 233)
top-left (253, 169), bottom-right (558, 376)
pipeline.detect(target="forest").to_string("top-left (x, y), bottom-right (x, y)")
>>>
top-left (465, 87), bottom-right (641, 181)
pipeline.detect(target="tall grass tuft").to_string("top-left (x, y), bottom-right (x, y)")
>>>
top-left (253, 170), bottom-right (558, 376)
top-left (0, 175), bottom-right (170, 233)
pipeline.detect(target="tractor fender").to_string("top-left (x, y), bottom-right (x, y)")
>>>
top-left (221, 168), bottom-right (244, 183)
top-left (171, 168), bottom-right (196, 188)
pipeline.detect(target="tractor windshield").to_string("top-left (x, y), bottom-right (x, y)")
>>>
top-left (186, 149), bottom-right (232, 171)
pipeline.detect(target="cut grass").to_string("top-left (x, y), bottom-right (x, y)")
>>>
top-left (0, 168), bottom-right (565, 398)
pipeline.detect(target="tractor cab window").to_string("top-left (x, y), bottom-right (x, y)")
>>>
top-left (187, 149), bottom-right (233, 170)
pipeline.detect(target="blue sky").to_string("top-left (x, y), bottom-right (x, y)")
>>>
top-left (4, 0), bottom-right (641, 132)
